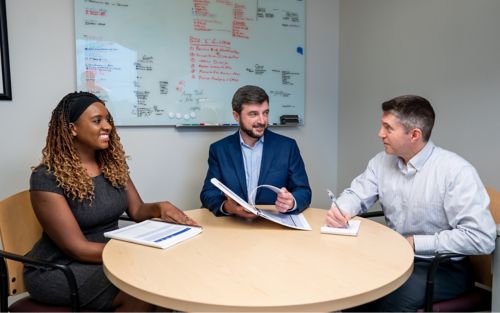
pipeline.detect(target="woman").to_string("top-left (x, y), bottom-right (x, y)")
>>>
top-left (24, 91), bottom-right (199, 311)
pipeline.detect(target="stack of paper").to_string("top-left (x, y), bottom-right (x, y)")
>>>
top-left (104, 220), bottom-right (203, 249)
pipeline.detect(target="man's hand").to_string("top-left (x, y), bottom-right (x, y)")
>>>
top-left (406, 236), bottom-right (415, 251)
top-left (275, 187), bottom-right (295, 213)
top-left (325, 203), bottom-right (351, 228)
top-left (223, 197), bottom-right (257, 219)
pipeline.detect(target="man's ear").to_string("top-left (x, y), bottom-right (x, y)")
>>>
top-left (69, 123), bottom-right (77, 137)
top-left (232, 111), bottom-right (240, 123)
top-left (410, 128), bottom-right (422, 142)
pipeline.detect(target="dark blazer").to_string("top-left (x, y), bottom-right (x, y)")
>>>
top-left (200, 129), bottom-right (311, 216)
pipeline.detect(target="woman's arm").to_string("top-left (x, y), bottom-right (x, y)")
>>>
top-left (125, 178), bottom-right (199, 226)
top-left (30, 191), bottom-right (105, 263)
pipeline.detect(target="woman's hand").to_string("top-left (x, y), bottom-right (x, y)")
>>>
top-left (158, 201), bottom-right (200, 227)
top-left (126, 178), bottom-right (200, 227)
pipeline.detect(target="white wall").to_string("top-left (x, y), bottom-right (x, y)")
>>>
top-left (0, 0), bottom-right (339, 210)
top-left (339, 0), bottom-right (500, 192)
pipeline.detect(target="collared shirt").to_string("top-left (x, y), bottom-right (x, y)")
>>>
top-left (240, 133), bottom-right (298, 212)
top-left (220, 132), bottom-right (298, 215)
top-left (219, 134), bottom-right (263, 216)
top-left (239, 133), bottom-right (265, 203)
top-left (336, 141), bottom-right (496, 257)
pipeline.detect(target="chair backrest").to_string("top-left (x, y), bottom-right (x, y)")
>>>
top-left (486, 186), bottom-right (500, 223)
top-left (0, 190), bottom-right (42, 295)
top-left (468, 186), bottom-right (500, 288)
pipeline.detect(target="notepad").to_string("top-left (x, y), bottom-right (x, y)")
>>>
top-left (320, 220), bottom-right (361, 236)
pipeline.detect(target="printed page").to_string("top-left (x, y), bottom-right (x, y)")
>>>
top-left (258, 208), bottom-right (312, 230)
top-left (210, 177), bottom-right (259, 215)
top-left (320, 220), bottom-right (361, 236)
top-left (104, 220), bottom-right (203, 249)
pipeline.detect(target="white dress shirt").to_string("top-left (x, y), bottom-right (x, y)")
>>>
top-left (336, 141), bottom-right (496, 256)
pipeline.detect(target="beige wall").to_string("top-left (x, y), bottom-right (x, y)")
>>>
top-left (0, 0), bottom-right (339, 210)
top-left (339, 0), bottom-right (500, 192)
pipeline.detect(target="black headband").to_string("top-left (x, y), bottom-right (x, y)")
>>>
top-left (68, 95), bottom-right (104, 123)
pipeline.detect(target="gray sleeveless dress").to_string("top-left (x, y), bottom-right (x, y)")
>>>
top-left (24, 166), bottom-right (127, 311)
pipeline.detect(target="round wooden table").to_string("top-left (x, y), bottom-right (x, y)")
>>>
top-left (103, 208), bottom-right (413, 311)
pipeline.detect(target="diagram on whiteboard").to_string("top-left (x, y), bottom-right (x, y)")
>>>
top-left (74, 0), bottom-right (305, 126)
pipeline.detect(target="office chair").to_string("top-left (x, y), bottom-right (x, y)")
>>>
top-left (360, 186), bottom-right (500, 312)
top-left (421, 186), bottom-right (500, 312)
top-left (0, 190), bottom-right (80, 312)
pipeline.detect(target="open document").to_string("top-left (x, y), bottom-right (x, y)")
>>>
top-left (210, 178), bottom-right (311, 230)
top-left (104, 220), bottom-right (203, 249)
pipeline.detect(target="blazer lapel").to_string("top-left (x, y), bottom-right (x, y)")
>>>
top-left (259, 130), bottom-right (274, 186)
top-left (228, 132), bottom-right (248, 199)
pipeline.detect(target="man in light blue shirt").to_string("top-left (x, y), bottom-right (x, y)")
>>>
top-left (326, 95), bottom-right (496, 311)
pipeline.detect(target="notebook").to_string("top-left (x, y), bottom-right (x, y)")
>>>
top-left (320, 219), bottom-right (361, 236)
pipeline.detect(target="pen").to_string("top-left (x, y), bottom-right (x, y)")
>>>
top-left (326, 189), bottom-right (350, 227)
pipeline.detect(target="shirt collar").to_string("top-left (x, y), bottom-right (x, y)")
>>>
top-left (239, 131), bottom-right (264, 149)
top-left (397, 141), bottom-right (435, 174)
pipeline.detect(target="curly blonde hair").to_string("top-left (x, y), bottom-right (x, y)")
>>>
top-left (35, 91), bottom-right (129, 201)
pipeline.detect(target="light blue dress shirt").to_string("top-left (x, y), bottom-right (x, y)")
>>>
top-left (218, 134), bottom-right (264, 215)
top-left (239, 132), bottom-right (298, 212)
top-left (336, 141), bottom-right (496, 257)
top-left (240, 133), bottom-right (264, 203)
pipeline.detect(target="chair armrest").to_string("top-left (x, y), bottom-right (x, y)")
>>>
top-left (424, 252), bottom-right (464, 312)
top-left (0, 250), bottom-right (80, 312)
top-left (359, 210), bottom-right (384, 218)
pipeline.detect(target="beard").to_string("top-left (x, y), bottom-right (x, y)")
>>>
top-left (240, 121), bottom-right (267, 139)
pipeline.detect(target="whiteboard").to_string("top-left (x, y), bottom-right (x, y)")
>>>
top-left (74, 0), bottom-right (305, 126)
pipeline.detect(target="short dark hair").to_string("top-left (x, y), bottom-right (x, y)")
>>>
top-left (382, 95), bottom-right (435, 141)
top-left (231, 85), bottom-right (269, 114)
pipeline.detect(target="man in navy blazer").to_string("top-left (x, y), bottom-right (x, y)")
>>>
top-left (200, 85), bottom-right (311, 217)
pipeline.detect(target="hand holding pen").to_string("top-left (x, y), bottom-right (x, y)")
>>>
top-left (326, 189), bottom-right (350, 228)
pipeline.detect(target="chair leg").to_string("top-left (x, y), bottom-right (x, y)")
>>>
top-left (424, 257), bottom-right (442, 312)
top-left (423, 253), bottom-right (462, 312)
top-left (0, 258), bottom-right (9, 313)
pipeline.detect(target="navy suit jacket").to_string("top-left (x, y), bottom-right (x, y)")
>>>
top-left (200, 129), bottom-right (311, 216)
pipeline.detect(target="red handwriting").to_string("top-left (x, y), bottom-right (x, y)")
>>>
top-left (189, 36), bottom-right (240, 82)
top-left (85, 9), bottom-right (107, 17)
